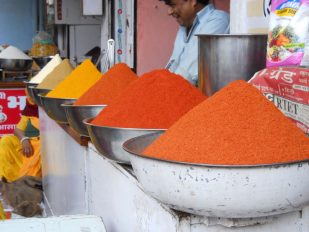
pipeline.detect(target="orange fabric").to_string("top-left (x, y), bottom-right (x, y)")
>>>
top-left (0, 116), bottom-right (41, 181)
top-left (18, 138), bottom-right (41, 178)
top-left (0, 135), bottom-right (24, 181)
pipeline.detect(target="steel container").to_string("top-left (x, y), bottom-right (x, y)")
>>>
top-left (24, 81), bottom-right (38, 101)
top-left (32, 56), bottom-right (53, 69)
top-left (84, 118), bottom-right (165, 164)
top-left (39, 95), bottom-right (76, 124)
top-left (30, 87), bottom-right (51, 107)
top-left (63, 104), bottom-right (106, 137)
top-left (198, 34), bottom-right (267, 96)
top-left (123, 132), bottom-right (309, 218)
top-left (0, 58), bottom-right (33, 71)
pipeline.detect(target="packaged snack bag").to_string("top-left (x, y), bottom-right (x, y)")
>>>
top-left (249, 66), bottom-right (309, 135)
top-left (29, 31), bottom-right (58, 57)
top-left (267, 0), bottom-right (309, 67)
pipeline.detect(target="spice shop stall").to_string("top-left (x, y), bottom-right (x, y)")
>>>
top-left (36, 54), bottom-right (309, 232)
top-left (37, 1), bottom-right (309, 231)
top-left (6, 0), bottom-right (308, 231)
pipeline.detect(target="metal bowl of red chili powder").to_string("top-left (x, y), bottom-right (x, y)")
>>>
top-left (39, 94), bottom-right (76, 124)
top-left (123, 132), bottom-right (309, 218)
top-left (63, 104), bottom-right (106, 137)
top-left (84, 118), bottom-right (166, 164)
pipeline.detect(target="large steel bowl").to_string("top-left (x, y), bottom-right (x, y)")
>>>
top-left (32, 56), bottom-right (53, 69)
top-left (84, 118), bottom-right (165, 164)
top-left (62, 104), bottom-right (106, 137)
top-left (0, 58), bottom-right (33, 71)
top-left (123, 132), bottom-right (309, 218)
top-left (30, 88), bottom-right (51, 107)
top-left (39, 95), bottom-right (76, 123)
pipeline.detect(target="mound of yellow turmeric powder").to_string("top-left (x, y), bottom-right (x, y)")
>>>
top-left (46, 59), bottom-right (102, 99)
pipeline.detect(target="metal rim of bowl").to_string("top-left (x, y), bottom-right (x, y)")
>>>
top-left (33, 88), bottom-right (52, 92)
top-left (83, 117), bottom-right (167, 131)
top-left (61, 103), bottom-right (107, 108)
top-left (123, 133), bottom-right (309, 169)
top-left (40, 95), bottom-right (77, 101)
top-left (24, 81), bottom-right (38, 86)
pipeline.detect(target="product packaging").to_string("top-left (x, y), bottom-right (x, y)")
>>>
top-left (249, 66), bottom-right (309, 135)
top-left (266, 0), bottom-right (309, 67)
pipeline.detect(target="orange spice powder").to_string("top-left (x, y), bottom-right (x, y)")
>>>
top-left (74, 63), bottom-right (138, 106)
top-left (144, 80), bottom-right (309, 165)
top-left (46, 59), bottom-right (102, 99)
top-left (91, 69), bottom-right (206, 129)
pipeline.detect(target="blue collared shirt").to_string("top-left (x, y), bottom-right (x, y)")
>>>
top-left (167, 4), bottom-right (230, 86)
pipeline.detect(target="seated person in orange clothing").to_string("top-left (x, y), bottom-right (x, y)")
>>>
top-left (0, 98), bottom-right (41, 182)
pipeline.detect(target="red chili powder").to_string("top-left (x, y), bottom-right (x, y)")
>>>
top-left (144, 80), bottom-right (309, 165)
top-left (74, 63), bottom-right (138, 106)
top-left (91, 69), bottom-right (206, 129)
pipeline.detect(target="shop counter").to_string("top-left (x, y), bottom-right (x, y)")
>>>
top-left (40, 108), bottom-right (88, 216)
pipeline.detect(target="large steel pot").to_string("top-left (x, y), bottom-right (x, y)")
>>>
top-left (198, 34), bottom-right (267, 96)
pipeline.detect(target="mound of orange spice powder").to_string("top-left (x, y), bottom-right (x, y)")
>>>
top-left (91, 69), bottom-right (206, 129)
top-left (144, 80), bottom-right (309, 165)
top-left (74, 63), bottom-right (138, 106)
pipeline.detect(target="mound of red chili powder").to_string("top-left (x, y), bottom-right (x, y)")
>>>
top-left (74, 63), bottom-right (138, 106)
top-left (144, 80), bottom-right (309, 165)
top-left (91, 69), bottom-right (206, 129)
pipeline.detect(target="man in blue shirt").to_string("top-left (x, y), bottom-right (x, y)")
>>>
top-left (161, 0), bottom-right (230, 85)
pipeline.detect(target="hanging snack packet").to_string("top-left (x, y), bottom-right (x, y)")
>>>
top-left (266, 0), bottom-right (309, 67)
top-left (249, 66), bottom-right (309, 136)
top-left (29, 31), bottom-right (58, 57)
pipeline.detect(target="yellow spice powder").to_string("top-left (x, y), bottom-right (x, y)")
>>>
top-left (37, 59), bottom-right (74, 90)
top-left (46, 59), bottom-right (102, 99)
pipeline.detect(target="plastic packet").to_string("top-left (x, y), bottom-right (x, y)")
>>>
top-left (29, 31), bottom-right (58, 57)
top-left (266, 0), bottom-right (309, 67)
top-left (249, 66), bottom-right (309, 135)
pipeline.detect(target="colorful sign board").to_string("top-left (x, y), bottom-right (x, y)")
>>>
top-left (0, 88), bottom-right (27, 136)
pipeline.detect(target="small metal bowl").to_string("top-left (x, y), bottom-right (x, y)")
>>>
top-left (123, 133), bottom-right (309, 218)
top-left (24, 81), bottom-right (38, 100)
top-left (84, 118), bottom-right (165, 164)
top-left (39, 95), bottom-right (76, 123)
top-left (32, 56), bottom-right (53, 69)
top-left (30, 87), bottom-right (51, 107)
top-left (62, 104), bottom-right (106, 137)
top-left (0, 58), bottom-right (33, 71)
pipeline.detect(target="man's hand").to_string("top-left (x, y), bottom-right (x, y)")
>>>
top-left (21, 139), bottom-right (34, 157)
